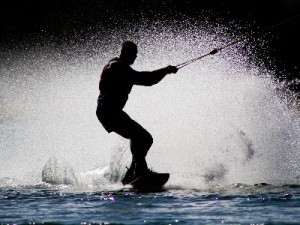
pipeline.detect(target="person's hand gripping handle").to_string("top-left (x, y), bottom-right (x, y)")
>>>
top-left (166, 65), bottom-right (178, 74)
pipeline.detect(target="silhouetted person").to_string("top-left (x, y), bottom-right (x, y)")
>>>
top-left (96, 41), bottom-right (178, 185)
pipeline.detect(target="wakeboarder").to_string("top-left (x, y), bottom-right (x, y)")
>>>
top-left (96, 41), bottom-right (178, 185)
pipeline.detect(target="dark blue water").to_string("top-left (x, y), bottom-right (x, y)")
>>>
top-left (1, 184), bottom-right (300, 225)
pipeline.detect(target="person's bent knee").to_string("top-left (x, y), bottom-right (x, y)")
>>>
top-left (131, 131), bottom-right (153, 151)
top-left (145, 133), bottom-right (153, 150)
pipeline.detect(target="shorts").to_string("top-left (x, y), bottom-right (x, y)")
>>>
top-left (96, 109), bottom-right (147, 140)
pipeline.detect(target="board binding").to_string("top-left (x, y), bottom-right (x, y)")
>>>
top-left (129, 172), bottom-right (169, 192)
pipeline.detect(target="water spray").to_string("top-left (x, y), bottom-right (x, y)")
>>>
top-left (1, 13), bottom-right (299, 188)
top-left (176, 14), bottom-right (300, 69)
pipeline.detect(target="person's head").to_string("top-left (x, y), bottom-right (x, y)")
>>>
top-left (119, 41), bottom-right (137, 65)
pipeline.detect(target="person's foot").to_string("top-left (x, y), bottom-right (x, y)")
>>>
top-left (121, 164), bottom-right (136, 185)
top-left (122, 161), bottom-right (153, 185)
top-left (144, 168), bottom-right (157, 176)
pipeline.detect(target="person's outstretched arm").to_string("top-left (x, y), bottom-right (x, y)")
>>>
top-left (131, 66), bottom-right (178, 86)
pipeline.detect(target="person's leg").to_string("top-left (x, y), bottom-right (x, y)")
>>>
top-left (121, 122), bottom-right (153, 183)
top-left (110, 111), bottom-right (153, 183)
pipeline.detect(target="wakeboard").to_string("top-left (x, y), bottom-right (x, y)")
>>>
top-left (129, 172), bottom-right (169, 192)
